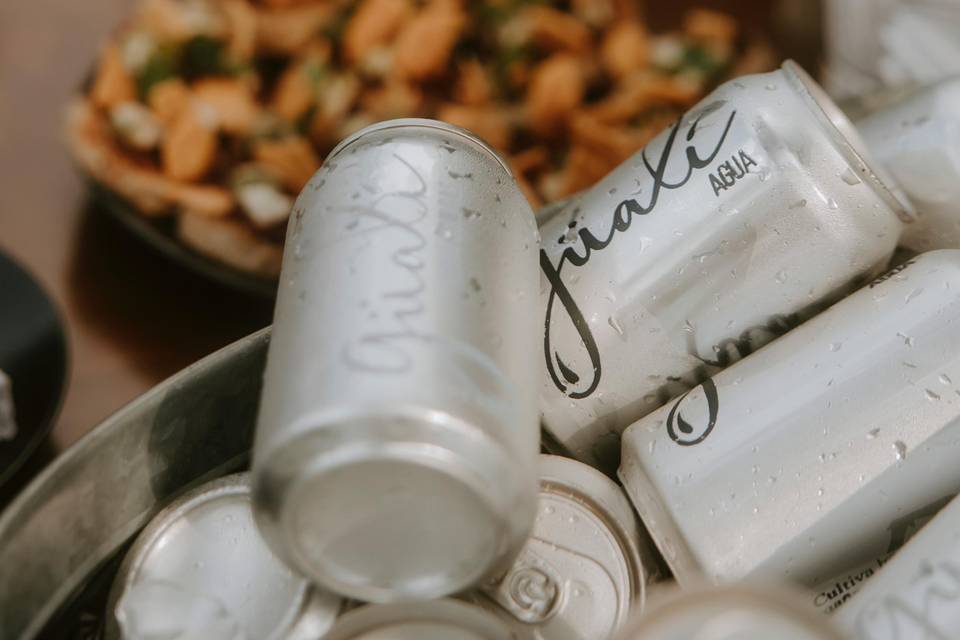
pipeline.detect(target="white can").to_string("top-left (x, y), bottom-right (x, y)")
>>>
top-left (538, 60), bottom-right (910, 473)
top-left (835, 495), bottom-right (960, 639)
top-left (858, 77), bottom-right (960, 252)
top-left (615, 584), bottom-right (844, 640)
top-left (620, 250), bottom-right (960, 586)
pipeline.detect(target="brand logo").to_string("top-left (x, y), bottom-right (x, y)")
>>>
top-left (854, 560), bottom-right (960, 640)
top-left (666, 378), bottom-right (719, 445)
top-left (542, 102), bottom-right (737, 399)
top-left (709, 149), bottom-right (758, 196)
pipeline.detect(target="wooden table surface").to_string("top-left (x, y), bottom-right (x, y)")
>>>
top-left (0, 0), bottom-right (816, 494)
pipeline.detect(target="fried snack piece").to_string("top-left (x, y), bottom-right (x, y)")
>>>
top-left (92, 43), bottom-right (137, 109)
top-left (585, 71), bottom-right (701, 122)
top-left (220, 0), bottom-right (258, 62)
top-left (393, 0), bottom-right (466, 81)
top-left (177, 212), bottom-right (283, 277)
top-left (193, 78), bottom-right (259, 134)
top-left (252, 135), bottom-right (321, 192)
top-left (525, 5), bottom-right (592, 53)
top-left (148, 78), bottom-right (191, 126)
top-left (256, 2), bottom-right (341, 55)
top-left (436, 104), bottom-right (511, 150)
top-left (138, 0), bottom-right (226, 42)
top-left (342, 0), bottom-right (412, 64)
top-left (161, 103), bottom-right (219, 181)
top-left (66, 98), bottom-right (233, 217)
top-left (525, 54), bottom-right (585, 137)
top-left (454, 59), bottom-right (493, 106)
top-left (360, 80), bottom-right (422, 120)
top-left (600, 21), bottom-right (649, 79)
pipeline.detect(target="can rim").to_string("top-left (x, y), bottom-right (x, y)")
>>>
top-left (537, 455), bottom-right (649, 610)
top-left (107, 472), bottom-right (313, 640)
top-left (781, 60), bottom-right (916, 223)
top-left (323, 599), bottom-right (515, 640)
top-left (620, 583), bottom-right (848, 640)
top-left (324, 118), bottom-right (512, 176)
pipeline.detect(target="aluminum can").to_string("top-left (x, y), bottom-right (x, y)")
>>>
top-left (857, 77), bottom-right (960, 252)
top-left (252, 119), bottom-right (541, 602)
top-left (619, 249), bottom-right (960, 586)
top-left (615, 584), bottom-right (844, 640)
top-left (538, 60), bottom-right (911, 473)
top-left (473, 454), bottom-right (657, 640)
top-left (835, 494), bottom-right (960, 639)
top-left (324, 599), bottom-right (514, 640)
top-left (808, 493), bottom-right (951, 614)
top-left (106, 473), bottom-right (342, 640)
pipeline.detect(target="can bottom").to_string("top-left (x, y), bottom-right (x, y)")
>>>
top-left (253, 411), bottom-right (536, 602)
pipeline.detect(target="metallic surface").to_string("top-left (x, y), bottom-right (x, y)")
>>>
top-left (0, 328), bottom-right (270, 640)
top-left (835, 495), bottom-right (960, 639)
top-left (253, 119), bottom-right (541, 602)
top-left (615, 585), bottom-right (844, 640)
top-left (538, 60), bottom-right (910, 473)
top-left (620, 250), bottom-right (960, 586)
top-left (476, 454), bottom-right (653, 640)
top-left (324, 599), bottom-right (514, 640)
top-left (858, 77), bottom-right (960, 252)
top-left (105, 473), bottom-right (340, 640)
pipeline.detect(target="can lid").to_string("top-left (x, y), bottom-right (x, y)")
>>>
top-left (478, 455), bottom-right (651, 639)
top-left (255, 409), bottom-right (537, 603)
top-left (109, 473), bottom-right (341, 640)
top-left (781, 60), bottom-right (917, 223)
top-left (324, 118), bottom-right (512, 176)
top-left (323, 599), bottom-right (515, 640)
top-left (616, 584), bottom-right (846, 640)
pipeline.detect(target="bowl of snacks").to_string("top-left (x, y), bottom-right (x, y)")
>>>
top-left (66, 0), bottom-right (774, 295)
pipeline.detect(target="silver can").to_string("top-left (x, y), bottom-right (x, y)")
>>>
top-left (615, 585), bottom-right (845, 640)
top-left (619, 249), bottom-right (960, 586)
top-left (808, 493), bottom-right (951, 614)
top-left (857, 77), bottom-right (960, 252)
top-left (473, 454), bottom-right (657, 640)
top-left (835, 494), bottom-right (960, 639)
top-left (539, 60), bottom-right (911, 472)
top-left (106, 473), bottom-right (342, 640)
top-left (252, 119), bottom-right (541, 602)
top-left (324, 599), bottom-right (514, 640)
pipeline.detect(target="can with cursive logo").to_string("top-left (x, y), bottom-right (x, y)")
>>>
top-left (857, 77), bottom-right (960, 253)
top-left (808, 493), bottom-right (952, 615)
top-left (472, 454), bottom-right (658, 640)
top-left (615, 584), bottom-right (845, 640)
top-left (619, 250), bottom-right (960, 587)
top-left (105, 474), bottom-right (343, 640)
top-left (252, 119), bottom-right (542, 602)
top-left (834, 494), bottom-right (960, 639)
top-left (538, 60), bottom-right (912, 473)
top-left (324, 599), bottom-right (514, 640)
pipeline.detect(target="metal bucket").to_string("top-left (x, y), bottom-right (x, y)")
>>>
top-left (0, 328), bottom-right (270, 640)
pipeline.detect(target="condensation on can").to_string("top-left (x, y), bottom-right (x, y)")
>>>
top-left (620, 250), bottom-right (960, 587)
top-left (538, 60), bottom-right (912, 474)
top-left (252, 118), bottom-right (542, 603)
top-left (105, 473), bottom-right (342, 640)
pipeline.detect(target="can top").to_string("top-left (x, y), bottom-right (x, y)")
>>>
top-left (617, 584), bottom-right (846, 640)
top-left (479, 454), bottom-right (651, 639)
top-left (324, 600), bottom-right (515, 640)
top-left (111, 473), bottom-right (341, 640)
top-left (781, 60), bottom-right (916, 222)
top-left (324, 118), bottom-right (512, 176)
